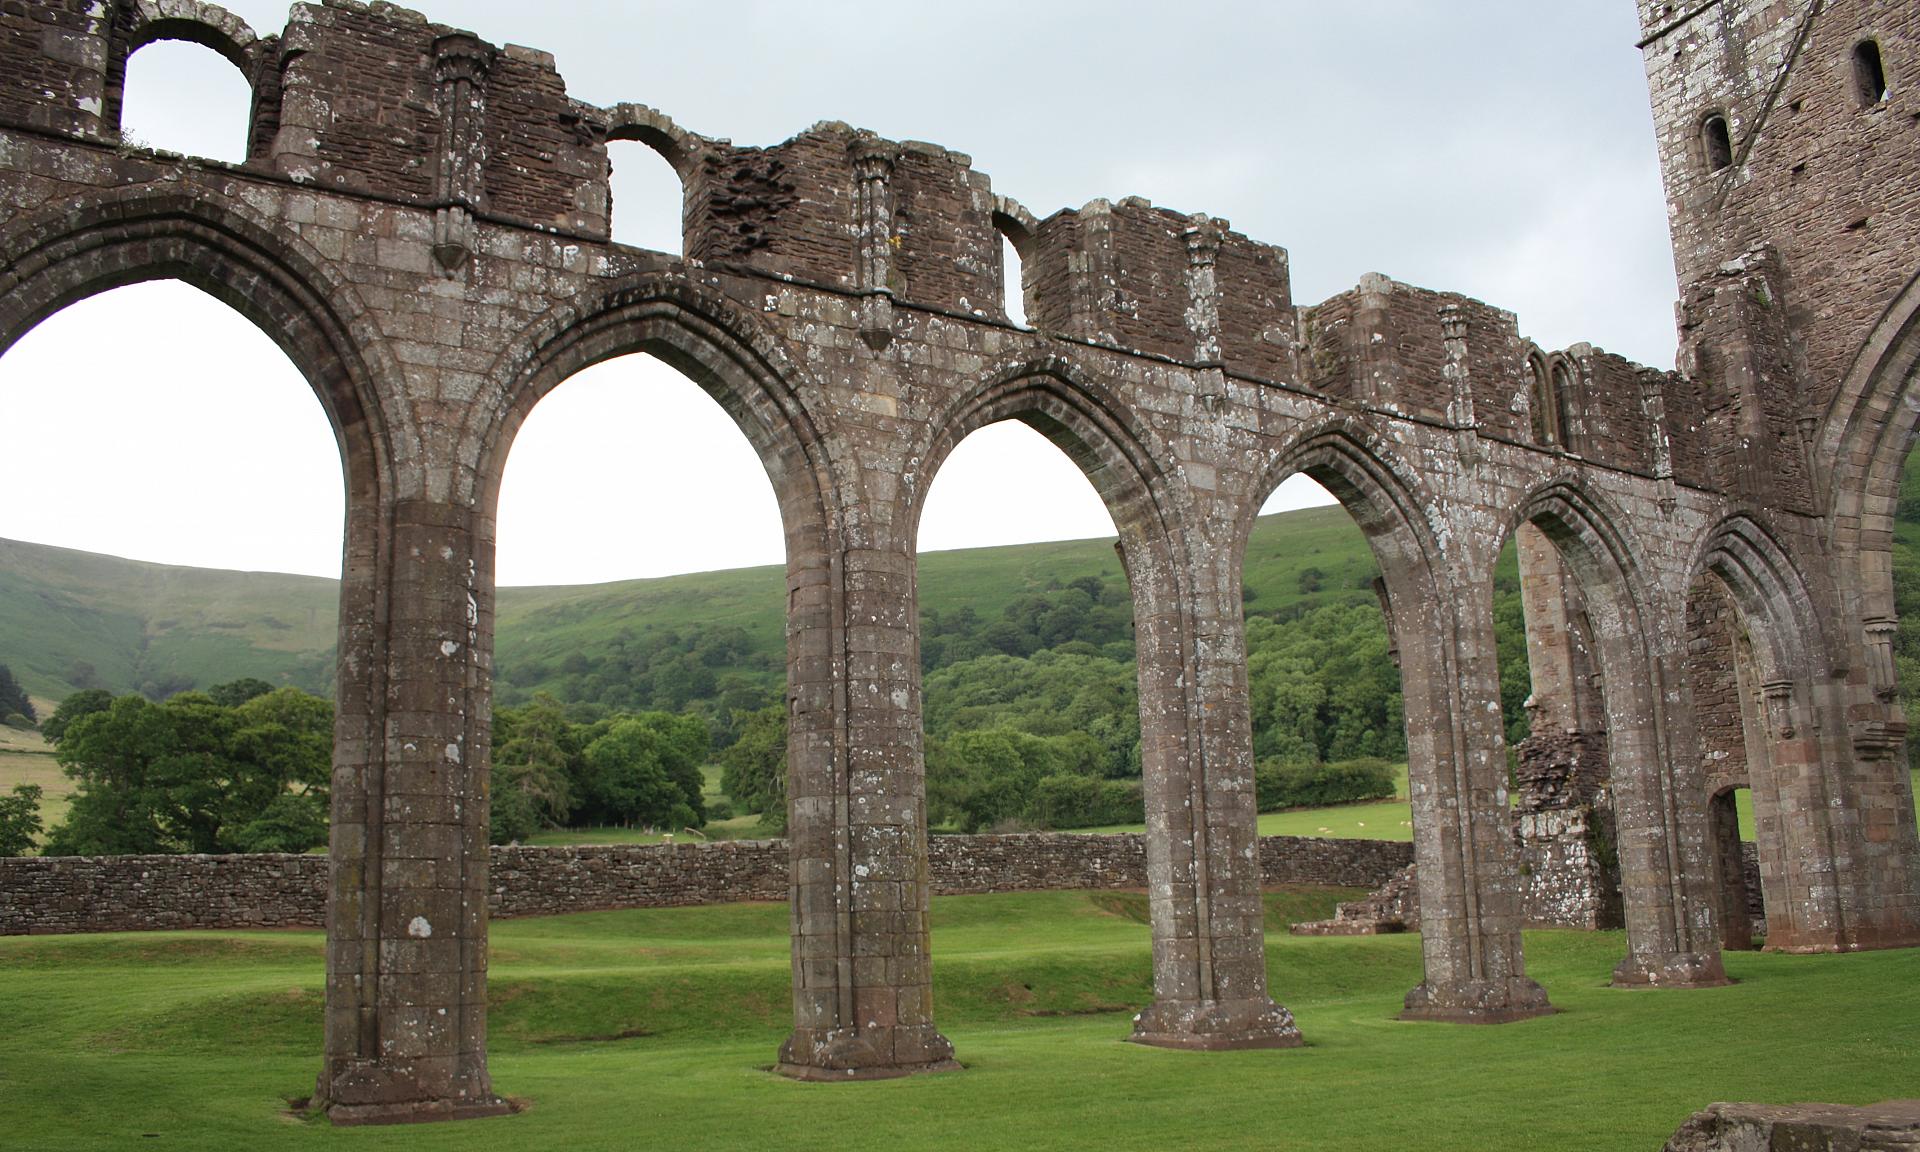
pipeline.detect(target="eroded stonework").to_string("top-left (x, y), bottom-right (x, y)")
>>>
top-left (1, 0), bottom-right (1917, 1124)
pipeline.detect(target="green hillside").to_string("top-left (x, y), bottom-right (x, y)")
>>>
top-left (0, 503), bottom-right (1389, 707)
top-left (0, 538), bottom-right (338, 701)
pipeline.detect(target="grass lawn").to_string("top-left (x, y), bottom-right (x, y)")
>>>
top-left (520, 812), bottom-right (766, 848)
top-left (1, 889), bottom-right (1915, 1151)
top-left (1083, 764), bottom-right (1415, 841)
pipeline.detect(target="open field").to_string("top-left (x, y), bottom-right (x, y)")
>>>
top-left (0, 722), bottom-right (66, 835)
top-left (1083, 764), bottom-right (1415, 841)
top-left (0, 889), bottom-right (1914, 1151)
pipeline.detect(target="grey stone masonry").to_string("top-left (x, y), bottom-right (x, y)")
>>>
top-left (1664, 1100), bottom-right (1920, 1151)
top-left (1, 0), bottom-right (1915, 1124)
top-left (0, 834), bottom-right (1412, 935)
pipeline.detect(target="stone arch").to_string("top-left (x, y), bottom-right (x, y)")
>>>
top-left (596, 104), bottom-right (706, 253)
top-left (1690, 513), bottom-right (1829, 688)
top-left (468, 274), bottom-right (834, 530)
top-left (121, 0), bottom-right (260, 69)
top-left (1816, 266), bottom-right (1920, 633)
top-left (1235, 417), bottom-right (1447, 635)
top-left (1504, 478), bottom-right (1726, 986)
top-left (470, 274), bottom-right (875, 1076)
top-left (905, 354), bottom-right (1177, 555)
top-left (1244, 417), bottom-right (1551, 1022)
top-left (907, 355), bottom-right (1309, 1050)
top-left (0, 185), bottom-right (395, 523)
top-left (990, 197), bottom-right (1039, 327)
top-left (598, 102), bottom-right (708, 180)
top-left (0, 184), bottom-right (409, 1102)
top-left (1688, 512), bottom-right (1858, 952)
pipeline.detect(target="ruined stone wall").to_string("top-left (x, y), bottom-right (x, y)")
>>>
top-left (0, 834), bottom-right (1413, 936)
top-left (1641, 0), bottom-right (1920, 416)
top-left (3, 0), bottom-right (1914, 1116)
top-left (1687, 575), bottom-right (1752, 794)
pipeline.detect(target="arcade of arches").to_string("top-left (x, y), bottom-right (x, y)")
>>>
top-left (2, 0), bottom-right (1917, 1126)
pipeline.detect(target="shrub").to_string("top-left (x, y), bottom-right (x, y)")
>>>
top-left (1255, 757), bottom-right (1396, 812)
top-left (704, 798), bottom-right (734, 822)
top-left (2, 712), bottom-right (33, 731)
top-left (0, 784), bottom-right (42, 856)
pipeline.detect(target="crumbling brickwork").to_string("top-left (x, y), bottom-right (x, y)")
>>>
top-left (0, 0), bottom-right (1915, 1124)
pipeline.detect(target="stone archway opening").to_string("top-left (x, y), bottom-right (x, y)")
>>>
top-left (1244, 435), bottom-right (1551, 1025)
top-left (914, 418), bottom-right (1130, 837)
top-left (1684, 572), bottom-right (1780, 952)
top-left (1706, 785), bottom-right (1765, 951)
top-left (1490, 523), bottom-right (1624, 932)
top-left (1492, 489), bottom-right (1725, 988)
top-left (1243, 473), bottom-right (1408, 826)
top-left (0, 277), bottom-right (347, 849)
top-left (489, 350), bottom-right (787, 843)
top-left (117, 37), bottom-right (252, 163)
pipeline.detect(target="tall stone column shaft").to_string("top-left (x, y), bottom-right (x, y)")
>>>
top-left (1399, 587), bottom-right (1553, 1022)
top-left (1129, 546), bottom-right (1299, 1050)
top-left (1607, 605), bottom-right (1727, 987)
top-left (777, 533), bottom-right (955, 1079)
top-left (319, 498), bottom-right (508, 1124)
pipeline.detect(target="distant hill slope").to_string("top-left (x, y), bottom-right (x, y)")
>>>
top-left (0, 503), bottom-right (1383, 704)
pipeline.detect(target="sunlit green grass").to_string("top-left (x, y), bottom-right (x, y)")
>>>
top-left (1082, 764), bottom-right (1415, 841)
top-left (2, 889), bottom-right (1915, 1151)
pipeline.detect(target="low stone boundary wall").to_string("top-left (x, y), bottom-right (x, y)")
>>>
top-left (0, 833), bottom-right (1412, 935)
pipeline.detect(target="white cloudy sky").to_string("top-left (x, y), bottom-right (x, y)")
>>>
top-left (0, 2), bottom-right (1677, 585)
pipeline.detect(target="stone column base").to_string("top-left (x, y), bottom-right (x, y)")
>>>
top-left (317, 1060), bottom-right (514, 1127)
top-left (775, 1025), bottom-right (960, 1082)
top-left (1763, 922), bottom-right (1920, 954)
top-left (1129, 996), bottom-right (1303, 1050)
top-left (1401, 977), bottom-right (1554, 1023)
top-left (1611, 950), bottom-right (1730, 988)
top-left (325, 1098), bottom-right (517, 1127)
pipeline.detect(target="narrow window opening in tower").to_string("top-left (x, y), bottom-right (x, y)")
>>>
top-left (1854, 40), bottom-right (1888, 108)
top-left (120, 39), bottom-right (252, 163)
top-left (606, 140), bottom-right (683, 255)
top-left (1702, 114), bottom-right (1734, 171)
top-left (1529, 356), bottom-right (1557, 446)
top-left (1549, 360), bottom-right (1576, 450)
top-left (1000, 232), bottom-right (1027, 327)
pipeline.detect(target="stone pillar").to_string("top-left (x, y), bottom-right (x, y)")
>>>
top-left (318, 499), bottom-right (509, 1125)
top-left (1749, 676), bottom-right (1854, 952)
top-left (776, 538), bottom-right (956, 1080)
top-left (1397, 583), bottom-right (1552, 1022)
top-left (1606, 623), bottom-right (1727, 988)
top-left (1129, 545), bottom-right (1300, 1050)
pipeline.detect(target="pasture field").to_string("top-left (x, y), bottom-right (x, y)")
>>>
top-left (1083, 764), bottom-right (1415, 841)
top-left (1, 889), bottom-right (1915, 1152)
top-left (0, 722), bottom-right (66, 835)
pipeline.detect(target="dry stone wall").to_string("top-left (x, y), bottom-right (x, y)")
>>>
top-left (0, 833), bottom-right (1413, 936)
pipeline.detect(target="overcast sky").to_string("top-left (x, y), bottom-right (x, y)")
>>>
top-left (0, 1), bottom-right (1678, 585)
